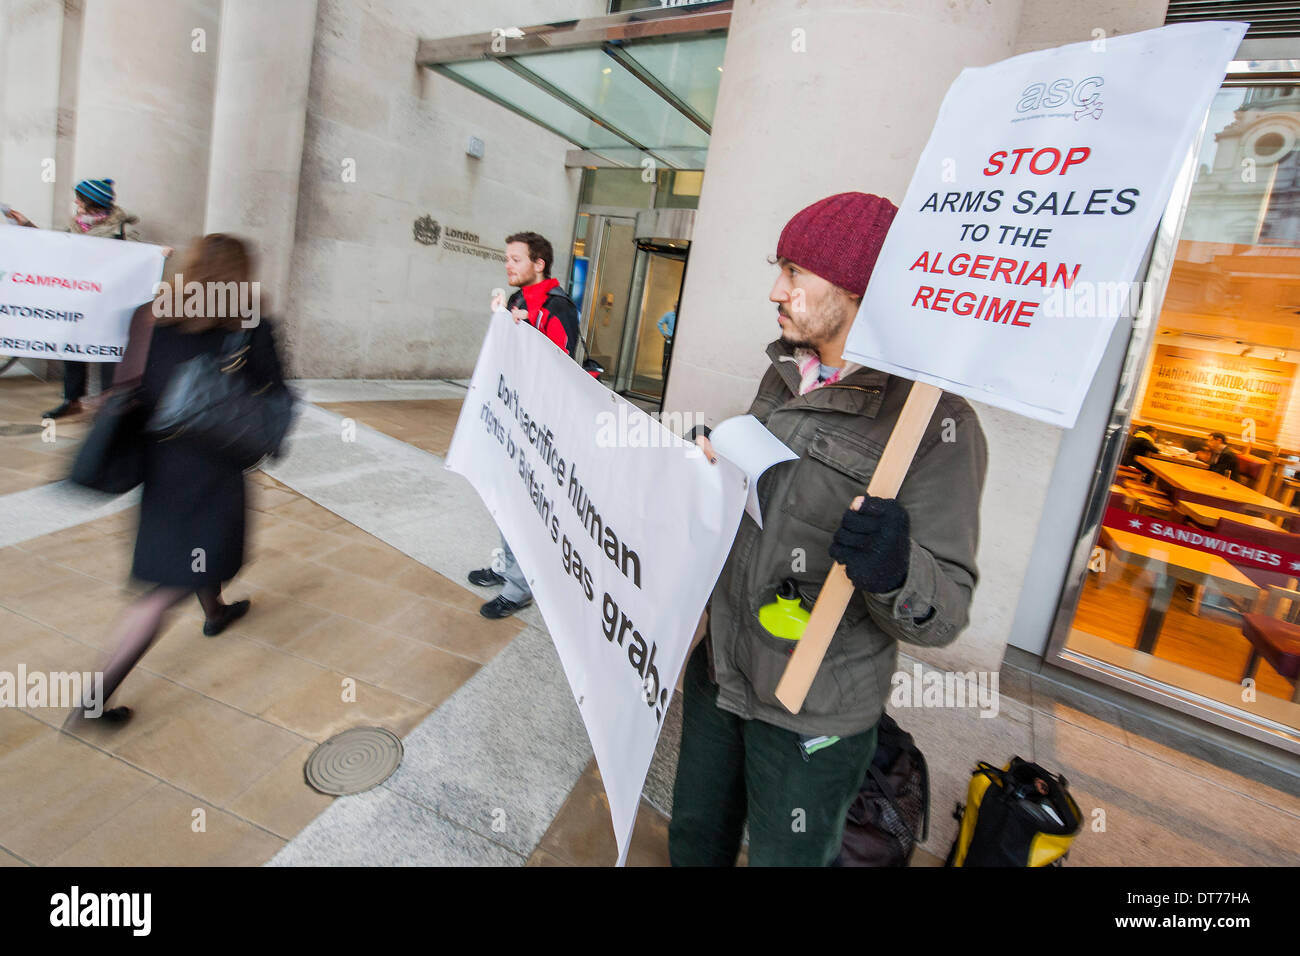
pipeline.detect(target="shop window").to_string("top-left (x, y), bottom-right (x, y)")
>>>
top-left (1060, 84), bottom-right (1300, 735)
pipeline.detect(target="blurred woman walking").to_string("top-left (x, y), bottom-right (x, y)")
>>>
top-left (82, 234), bottom-right (284, 723)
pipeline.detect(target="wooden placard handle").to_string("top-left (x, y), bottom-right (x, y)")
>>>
top-left (774, 381), bottom-right (943, 714)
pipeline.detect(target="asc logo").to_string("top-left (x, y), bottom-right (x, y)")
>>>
top-left (413, 215), bottom-right (441, 246)
top-left (1017, 75), bottom-right (1103, 120)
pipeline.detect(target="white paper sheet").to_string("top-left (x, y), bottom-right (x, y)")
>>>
top-left (709, 414), bottom-right (798, 528)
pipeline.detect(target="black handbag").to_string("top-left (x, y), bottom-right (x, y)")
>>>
top-left (69, 388), bottom-right (148, 494)
top-left (145, 329), bottom-right (294, 469)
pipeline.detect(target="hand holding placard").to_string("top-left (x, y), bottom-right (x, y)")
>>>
top-left (775, 382), bottom-right (941, 713)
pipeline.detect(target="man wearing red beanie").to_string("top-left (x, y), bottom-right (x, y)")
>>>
top-left (670, 192), bottom-right (988, 866)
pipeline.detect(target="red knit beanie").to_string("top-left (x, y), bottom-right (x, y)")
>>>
top-left (776, 192), bottom-right (898, 297)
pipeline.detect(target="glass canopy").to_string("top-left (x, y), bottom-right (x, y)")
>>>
top-left (417, 3), bottom-right (730, 170)
top-left (442, 60), bottom-right (629, 150)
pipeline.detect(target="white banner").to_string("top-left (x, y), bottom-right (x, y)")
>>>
top-left (844, 21), bottom-right (1246, 427)
top-left (446, 312), bottom-right (748, 864)
top-left (0, 224), bottom-right (165, 362)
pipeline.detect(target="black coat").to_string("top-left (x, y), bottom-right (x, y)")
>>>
top-left (1207, 448), bottom-right (1238, 479)
top-left (131, 319), bottom-right (284, 586)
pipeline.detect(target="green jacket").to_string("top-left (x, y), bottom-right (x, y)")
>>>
top-left (705, 339), bottom-right (988, 737)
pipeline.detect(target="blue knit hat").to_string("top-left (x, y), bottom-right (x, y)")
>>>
top-left (74, 178), bottom-right (115, 208)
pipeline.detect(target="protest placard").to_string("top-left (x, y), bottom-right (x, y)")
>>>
top-left (446, 311), bottom-right (748, 864)
top-left (843, 21), bottom-right (1247, 427)
top-left (0, 225), bottom-right (164, 361)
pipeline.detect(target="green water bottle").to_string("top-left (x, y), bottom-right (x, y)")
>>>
top-left (759, 578), bottom-right (810, 640)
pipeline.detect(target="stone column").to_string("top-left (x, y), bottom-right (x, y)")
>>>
top-left (665, 0), bottom-right (1025, 420)
top-left (202, 0), bottom-right (319, 312)
top-left (70, 0), bottom-right (221, 246)
top-left (0, 0), bottom-right (66, 228)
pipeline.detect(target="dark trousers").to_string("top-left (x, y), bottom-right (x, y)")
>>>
top-left (668, 642), bottom-right (878, 866)
top-left (63, 360), bottom-right (114, 400)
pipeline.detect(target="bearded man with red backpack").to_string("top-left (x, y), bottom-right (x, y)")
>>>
top-left (468, 231), bottom-right (582, 620)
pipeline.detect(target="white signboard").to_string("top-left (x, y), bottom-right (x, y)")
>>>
top-left (0, 224), bottom-right (164, 361)
top-left (844, 21), bottom-right (1246, 427)
top-left (446, 312), bottom-right (748, 864)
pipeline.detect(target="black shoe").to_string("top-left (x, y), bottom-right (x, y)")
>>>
top-left (479, 595), bottom-right (532, 619)
top-left (43, 399), bottom-right (83, 419)
top-left (468, 567), bottom-right (507, 587)
top-left (65, 704), bottom-right (133, 728)
top-left (97, 706), bottom-right (133, 724)
top-left (203, 599), bottom-right (251, 636)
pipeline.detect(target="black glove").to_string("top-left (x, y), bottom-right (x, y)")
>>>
top-left (829, 496), bottom-right (911, 594)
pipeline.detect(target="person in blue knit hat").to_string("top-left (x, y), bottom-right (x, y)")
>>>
top-left (42, 178), bottom-right (144, 419)
top-left (59, 179), bottom-right (142, 241)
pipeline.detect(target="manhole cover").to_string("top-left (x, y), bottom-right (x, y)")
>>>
top-left (304, 726), bottom-right (403, 795)
top-left (0, 424), bottom-right (42, 436)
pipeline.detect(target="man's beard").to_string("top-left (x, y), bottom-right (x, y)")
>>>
top-left (780, 326), bottom-right (817, 350)
top-left (778, 298), bottom-right (854, 352)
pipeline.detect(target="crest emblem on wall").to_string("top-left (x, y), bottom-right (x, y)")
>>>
top-left (413, 216), bottom-right (441, 246)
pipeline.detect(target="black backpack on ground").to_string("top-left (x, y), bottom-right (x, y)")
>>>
top-left (835, 713), bottom-right (930, 866)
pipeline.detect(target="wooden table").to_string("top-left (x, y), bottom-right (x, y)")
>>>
top-left (1150, 448), bottom-right (1208, 469)
top-left (1174, 501), bottom-right (1281, 532)
top-left (1136, 457), bottom-right (1300, 521)
top-left (1099, 525), bottom-right (1261, 653)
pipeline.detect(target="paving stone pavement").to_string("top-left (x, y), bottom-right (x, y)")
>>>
top-left (1, 371), bottom-right (1296, 867)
